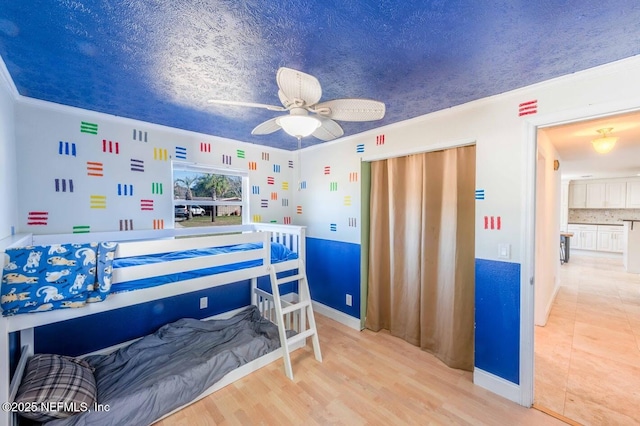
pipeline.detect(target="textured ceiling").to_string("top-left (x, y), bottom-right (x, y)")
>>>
top-left (1, 1), bottom-right (640, 150)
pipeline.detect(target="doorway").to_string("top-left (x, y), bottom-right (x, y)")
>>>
top-left (529, 110), bottom-right (640, 424)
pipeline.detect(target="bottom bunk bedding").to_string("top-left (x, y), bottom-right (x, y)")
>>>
top-left (15, 306), bottom-right (286, 426)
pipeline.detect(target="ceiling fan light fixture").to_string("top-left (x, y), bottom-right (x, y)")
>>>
top-left (591, 127), bottom-right (618, 154)
top-left (276, 115), bottom-right (321, 138)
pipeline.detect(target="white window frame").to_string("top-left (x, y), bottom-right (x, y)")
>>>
top-left (172, 161), bottom-right (250, 225)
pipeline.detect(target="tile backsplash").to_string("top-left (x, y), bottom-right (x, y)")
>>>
top-left (569, 209), bottom-right (640, 224)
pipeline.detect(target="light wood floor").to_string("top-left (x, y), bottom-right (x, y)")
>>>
top-left (535, 254), bottom-right (640, 425)
top-left (157, 313), bottom-right (562, 425)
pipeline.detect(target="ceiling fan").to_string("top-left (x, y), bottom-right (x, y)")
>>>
top-left (208, 67), bottom-right (385, 143)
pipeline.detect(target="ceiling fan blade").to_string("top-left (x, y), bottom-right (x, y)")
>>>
top-left (208, 99), bottom-right (286, 112)
top-left (312, 118), bottom-right (344, 141)
top-left (276, 67), bottom-right (322, 108)
top-left (312, 98), bottom-right (385, 121)
top-left (251, 117), bottom-right (281, 135)
top-left (278, 90), bottom-right (295, 109)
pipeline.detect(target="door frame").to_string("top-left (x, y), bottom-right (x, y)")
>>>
top-left (520, 99), bottom-right (640, 406)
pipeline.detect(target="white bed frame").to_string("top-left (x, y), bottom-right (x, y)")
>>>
top-left (0, 223), bottom-right (309, 426)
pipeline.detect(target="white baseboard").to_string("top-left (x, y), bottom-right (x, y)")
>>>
top-left (473, 368), bottom-right (521, 404)
top-left (311, 301), bottom-right (361, 330)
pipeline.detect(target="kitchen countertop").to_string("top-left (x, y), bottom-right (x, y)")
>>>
top-left (568, 222), bottom-right (624, 226)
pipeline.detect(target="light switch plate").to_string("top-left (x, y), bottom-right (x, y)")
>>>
top-left (498, 243), bottom-right (511, 259)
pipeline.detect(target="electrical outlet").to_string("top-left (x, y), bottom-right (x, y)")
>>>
top-left (346, 294), bottom-right (352, 306)
top-left (200, 296), bottom-right (208, 309)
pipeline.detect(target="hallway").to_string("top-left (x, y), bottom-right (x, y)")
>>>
top-left (535, 254), bottom-right (640, 424)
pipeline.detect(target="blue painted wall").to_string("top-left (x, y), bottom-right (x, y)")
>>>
top-left (306, 237), bottom-right (360, 318)
top-left (35, 280), bottom-right (251, 356)
top-left (475, 258), bottom-right (520, 384)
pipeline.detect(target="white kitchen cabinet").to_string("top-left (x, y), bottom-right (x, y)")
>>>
top-left (626, 181), bottom-right (640, 208)
top-left (596, 225), bottom-right (624, 253)
top-left (586, 183), bottom-right (606, 208)
top-left (568, 224), bottom-right (597, 250)
top-left (605, 182), bottom-right (626, 208)
top-left (585, 182), bottom-right (626, 208)
top-left (568, 183), bottom-right (587, 208)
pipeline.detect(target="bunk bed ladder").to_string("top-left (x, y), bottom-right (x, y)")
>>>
top-left (268, 259), bottom-right (322, 380)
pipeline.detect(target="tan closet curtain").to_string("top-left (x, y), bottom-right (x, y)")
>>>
top-left (365, 145), bottom-right (475, 371)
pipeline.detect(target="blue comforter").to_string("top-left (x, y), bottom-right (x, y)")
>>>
top-left (112, 242), bottom-right (297, 293)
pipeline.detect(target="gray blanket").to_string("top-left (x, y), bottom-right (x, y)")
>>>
top-left (47, 306), bottom-right (282, 426)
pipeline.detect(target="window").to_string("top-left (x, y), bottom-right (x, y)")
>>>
top-left (172, 162), bottom-right (248, 227)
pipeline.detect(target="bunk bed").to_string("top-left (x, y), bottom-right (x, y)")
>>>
top-left (0, 223), bottom-right (321, 426)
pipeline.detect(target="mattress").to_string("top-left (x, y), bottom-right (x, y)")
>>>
top-left (46, 306), bottom-right (283, 426)
top-left (111, 242), bottom-right (298, 293)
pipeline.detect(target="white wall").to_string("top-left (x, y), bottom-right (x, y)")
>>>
top-left (13, 99), bottom-right (296, 234)
top-left (534, 130), bottom-right (562, 326)
top-left (296, 54), bottom-right (640, 262)
top-left (0, 62), bottom-right (18, 240)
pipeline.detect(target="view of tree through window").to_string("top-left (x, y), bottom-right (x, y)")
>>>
top-left (173, 164), bottom-right (245, 227)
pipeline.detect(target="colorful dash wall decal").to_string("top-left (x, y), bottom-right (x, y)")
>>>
top-left (151, 182), bottom-right (163, 194)
top-left (27, 211), bottom-right (48, 226)
top-left (356, 143), bottom-right (365, 153)
top-left (237, 149), bottom-right (245, 158)
top-left (132, 129), bottom-right (148, 142)
top-left (117, 184), bottom-right (134, 196)
top-left (476, 189), bottom-right (485, 200)
top-left (376, 134), bottom-right (385, 145)
top-left (54, 178), bottom-right (74, 192)
top-left (119, 219), bottom-right (134, 231)
top-left (102, 140), bottom-right (119, 154)
top-left (87, 161), bottom-right (104, 176)
top-left (153, 148), bottom-right (168, 161)
top-left (484, 216), bottom-right (502, 230)
top-left (80, 121), bottom-right (98, 135)
top-left (58, 141), bottom-right (77, 156)
top-left (153, 219), bottom-right (164, 229)
top-left (90, 195), bottom-right (107, 209)
top-left (175, 146), bottom-right (187, 160)
top-left (73, 225), bottom-right (90, 234)
top-left (140, 199), bottom-right (154, 211)
top-left (130, 159), bottom-right (144, 172)
top-left (518, 100), bottom-right (538, 117)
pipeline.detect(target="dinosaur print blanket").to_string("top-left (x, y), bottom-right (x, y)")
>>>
top-left (1, 242), bottom-right (116, 315)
